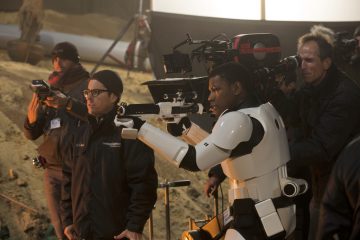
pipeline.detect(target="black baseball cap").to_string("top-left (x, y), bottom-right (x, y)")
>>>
top-left (52, 42), bottom-right (80, 63)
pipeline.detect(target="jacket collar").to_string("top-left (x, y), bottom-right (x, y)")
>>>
top-left (302, 64), bottom-right (339, 99)
top-left (88, 107), bottom-right (117, 132)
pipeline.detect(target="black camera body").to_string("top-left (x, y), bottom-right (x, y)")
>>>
top-left (163, 33), bottom-right (282, 75)
top-left (334, 31), bottom-right (359, 63)
top-left (162, 33), bottom-right (300, 103)
top-left (30, 80), bottom-right (52, 101)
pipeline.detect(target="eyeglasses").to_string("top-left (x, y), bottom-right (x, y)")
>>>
top-left (83, 89), bottom-right (111, 98)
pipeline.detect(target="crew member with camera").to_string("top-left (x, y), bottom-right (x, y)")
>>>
top-left (290, 27), bottom-right (360, 239)
top-left (23, 42), bottom-right (89, 240)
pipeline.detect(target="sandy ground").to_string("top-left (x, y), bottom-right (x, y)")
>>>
top-left (0, 10), bottom-right (225, 240)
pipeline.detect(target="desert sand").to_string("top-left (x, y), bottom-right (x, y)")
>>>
top-left (0, 9), bottom-right (225, 240)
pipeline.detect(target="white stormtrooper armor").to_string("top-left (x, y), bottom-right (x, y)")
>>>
top-left (133, 102), bottom-right (307, 239)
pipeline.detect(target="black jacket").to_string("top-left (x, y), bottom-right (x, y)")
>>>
top-left (23, 65), bottom-right (89, 168)
top-left (61, 109), bottom-right (158, 239)
top-left (289, 65), bottom-right (360, 207)
top-left (317, 135), bottom-right (360, 240)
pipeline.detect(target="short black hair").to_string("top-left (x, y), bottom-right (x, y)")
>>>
top-left (91, 70), bottom-right (123, 97)
top-left (208, 62), bottom-right (253, 92)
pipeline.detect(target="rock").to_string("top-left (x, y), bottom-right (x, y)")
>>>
top-left (0, 218), bottom-right (10, 239)
top-left (23, 155), bottom-right (30, 160)
top-left (8, 169), bottom-right (18, 180)
top-left (16, 179), bottom-right (28, 187)
top-left (0, 225), bottom-right (10, 239)
top-left (7, 40), bottom-right (45, 65)
top-left (17, 213), bottom-right (50, 239)
top-left (18, 211), bottom-right (35, 233)
top-left (187, 187), bottom-right (200, 199)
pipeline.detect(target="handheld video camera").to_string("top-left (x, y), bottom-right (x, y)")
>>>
top-left (30, 80), bottom-right (53, 101)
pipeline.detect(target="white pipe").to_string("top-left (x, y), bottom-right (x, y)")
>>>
top-left (0, 24), bottom-right (129, 65)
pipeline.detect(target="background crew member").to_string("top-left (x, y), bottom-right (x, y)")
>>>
top-left (289, 28), bottom-right (360, 239)
top-left (24, 42), bottom-right (89, 239)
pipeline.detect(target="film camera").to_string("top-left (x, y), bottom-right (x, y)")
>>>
top-left (163, 33), bottom-right (282, 74)
top-left (334, 31), bottom-right (359, 64)
top-left (163, 33), bottom-right (300, 102)
top-left (118, 33), bottom-right (301, 123)
top-left (29, 79), bottom-right (53, 101)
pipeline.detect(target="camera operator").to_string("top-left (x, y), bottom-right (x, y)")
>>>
top-left (23, 42), bottom-right (89, 240)
top-left (287, 28), bottom-right (360, 240)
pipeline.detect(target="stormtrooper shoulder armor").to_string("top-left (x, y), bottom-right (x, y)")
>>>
top-left (212, 111), bottom-right (253, 150)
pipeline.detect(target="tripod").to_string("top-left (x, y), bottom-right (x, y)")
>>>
top-left (90, 0), bottom-right (151, 75)
top-left (152, 179), bottom-right (191, 240)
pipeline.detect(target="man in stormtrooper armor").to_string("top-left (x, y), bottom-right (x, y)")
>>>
top-left (120, 62), bottom-right (307, 239)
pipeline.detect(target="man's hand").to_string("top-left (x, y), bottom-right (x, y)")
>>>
top-left (64, 224), bottom-right (77, 240)
top-left (114, 229), bottom-right (142, 240)
top-left (166, 117), bottom-right (192, 136)
top-left (43, 90), bottom-right (68, 109)
top-left (115, 116), bottom-right (145, 130)
top-left (27, 93), bottom-right (41, 124)
top-left (204, 175), bottom-right (221, 198)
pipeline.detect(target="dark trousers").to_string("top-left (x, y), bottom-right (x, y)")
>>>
top-left (307, 200), bottom-right (320, 240)
top-left (44, 167), bottom-right (65, 240)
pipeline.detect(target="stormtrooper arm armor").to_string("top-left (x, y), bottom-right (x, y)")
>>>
top-left (137, 111), bottom-right (253, 171)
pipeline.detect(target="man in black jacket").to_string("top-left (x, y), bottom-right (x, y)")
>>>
top-left (316, 135), bottom-right (360, 240)
top-left (289, 28), bottom-right (360, 240)
top-left (62, 70), bottom-right (158, 240)
top-left (24, 42), bottom-right (89, 239)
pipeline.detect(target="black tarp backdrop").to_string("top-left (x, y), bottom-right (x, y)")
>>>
top-left (149, 11), bottom-right (360, 79)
